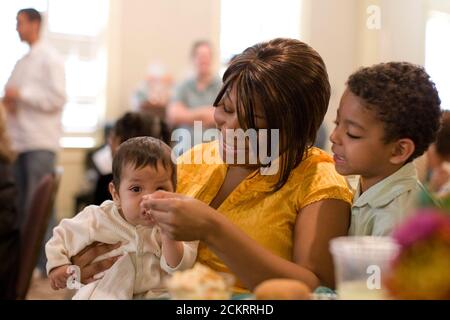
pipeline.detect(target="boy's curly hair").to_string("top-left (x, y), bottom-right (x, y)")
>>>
top-left (347, 62), bottom-right (442, 162)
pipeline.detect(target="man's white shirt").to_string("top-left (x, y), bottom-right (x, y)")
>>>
top-left (6, 40), bottom-right (66, 153)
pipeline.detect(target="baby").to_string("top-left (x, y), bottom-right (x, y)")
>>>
top-left (46, 137), bottom-right (197, 299)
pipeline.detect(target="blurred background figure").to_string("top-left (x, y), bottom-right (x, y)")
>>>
top-left (0, 103), bottom-right (19, 300)
top-left (73, 122), bottom-right (113, 215)
top-left (314, 123), bottom-right (328, 150)
top-left (131, 61), bottom-right (173, 119)
top-left (1, 8), bottom-right (66, 278)
top-left (426, 111), bottom-right (450, 197)
top-left (167, 40), bottom-right (222, 154)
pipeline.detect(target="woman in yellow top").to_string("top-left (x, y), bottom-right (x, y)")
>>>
top-left (71, 38), bottom-right (352, 291)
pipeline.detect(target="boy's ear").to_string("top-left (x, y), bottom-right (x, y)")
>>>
top-left (109, 182), bottom-right (121, 208)
top-left (390, 138), bottom-right (415, 165)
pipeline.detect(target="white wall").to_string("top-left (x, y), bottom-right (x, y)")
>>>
top-left (106, 0), bottom-right (220, 121)
top-left (301, 0), bottom-right (359, 150)
top-left (301, 0), bottom-right (431, 150)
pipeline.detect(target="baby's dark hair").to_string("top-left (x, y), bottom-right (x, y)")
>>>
top-left (112, 137), bottom-right (176, 189)
top-left (113, 112), bottom-right (170, 145)
top-left (436, 111), bottom-right (450, 157)
top-left (347, 62), bottom-right (442, 162)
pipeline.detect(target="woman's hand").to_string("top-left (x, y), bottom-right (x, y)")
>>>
top-left (70, 241), bottom-right (122, 284)
top-left (140, 191), bottom-right (218, 242)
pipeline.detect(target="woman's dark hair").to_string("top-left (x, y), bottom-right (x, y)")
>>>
top-left (112, 137), bottom-right (176, 190)
top-left (347, 62), bottom-right (442, 162)
top-left (113, 112), bottom-right (170, 145)
top-left (214, 38), bottom-right (330, 191)
top-left (18, 8), bottom-right (42, 25)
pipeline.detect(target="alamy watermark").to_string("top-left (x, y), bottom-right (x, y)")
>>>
top-left (171, 121), bottom-right (280, 176)
top-left (367, 5), bottom-right (381, 30)
top-left (366, 265), bottom-right (382, 290)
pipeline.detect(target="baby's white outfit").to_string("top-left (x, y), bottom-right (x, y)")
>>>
top-left (45, 201), bottom-right (197, 299)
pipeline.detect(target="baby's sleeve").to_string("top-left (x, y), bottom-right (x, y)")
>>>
top-left (45, 207), bottom-right (95, 275)
top-left (160, 241), bottom-right (199, 274)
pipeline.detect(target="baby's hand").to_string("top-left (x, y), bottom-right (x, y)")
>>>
top-left (141, 195), bottom-right (157, 226)
top-left (49, 265), bottom-right (71, 290)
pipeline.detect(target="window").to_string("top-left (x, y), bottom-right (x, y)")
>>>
top-left (0, 0), bottom-right (109, 147)
top-left (426, 10), bottom-right (450, 110)
top-left (48, 0), bottom-right (108, 37)
top-left (220, 0), bottom-right (302, 66)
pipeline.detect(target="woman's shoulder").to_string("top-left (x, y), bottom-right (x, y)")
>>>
top-left (176, 141), bottom-right (224, 195)
top-left (295, 147), bottom-right (348, 183)
top-left (177, 140), bottom-right (222, 167)
top-left (288, 147), bottom-right (348, 188)
top-left (290, 147), bottom-right (353, 207)
top-left (296, 147), bottom-right (335, 174)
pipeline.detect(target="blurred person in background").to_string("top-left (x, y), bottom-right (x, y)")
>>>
top-left (426, 111), bottom-right (450, 197)
top-left (167, 40), bottom-right (221, 154)
top-left (131, 62), bottom-right (173, 119)
top-left (1, 8), bottom-right (66, 277)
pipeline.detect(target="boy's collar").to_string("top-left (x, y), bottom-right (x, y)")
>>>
top-left (353, 162), bottom-right (418, 208)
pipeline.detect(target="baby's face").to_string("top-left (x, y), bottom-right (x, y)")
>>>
top-left (111, 162), bottom-right (174, 227)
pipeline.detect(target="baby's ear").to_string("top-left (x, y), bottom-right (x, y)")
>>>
top-left (109, 182), bottom-right (120, 205)
top-left (390, 138), bottom-right (415, 165)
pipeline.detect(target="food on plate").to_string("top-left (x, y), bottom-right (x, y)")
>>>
top-left (254, 278), bottom-right (312, 300)
top-left (167, 263), bottom-right (233, 300)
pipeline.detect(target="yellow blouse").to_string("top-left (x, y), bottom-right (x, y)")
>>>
top-left (176, 141), bottom-right (353, 291)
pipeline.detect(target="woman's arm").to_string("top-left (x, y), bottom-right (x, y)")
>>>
top-left (206, 199), bottom-right (350, 290)
top-left (167, 102), bottom-right (215, 127)
top-left (141, 192), bottom-right (350, 290)
top-left (70, 242), bottom-right (122, 284)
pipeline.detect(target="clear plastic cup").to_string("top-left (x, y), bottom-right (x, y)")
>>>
top-left (330, 236), bottom-right (399, 300)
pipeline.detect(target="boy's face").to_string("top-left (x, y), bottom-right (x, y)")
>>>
top-left (330, 89), bottom-right (398, 189)
top-left (109, 162), bottom-right (174, 227)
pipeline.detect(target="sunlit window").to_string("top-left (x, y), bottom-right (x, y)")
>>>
top-left (426, 11), bottom-right (450, 110)
top-left (48, 0), bottom-right (108, 37)
top-left (220, 0), bottom-right (302, 65)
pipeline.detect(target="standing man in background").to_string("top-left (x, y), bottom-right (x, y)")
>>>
top-left (167, 40), bottom-right (221, 154)
top-left (2, 8), bottom-right (66, 277)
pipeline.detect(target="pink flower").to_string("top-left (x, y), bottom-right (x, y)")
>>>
top-left (392, 209), bottom-right (450, 248)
